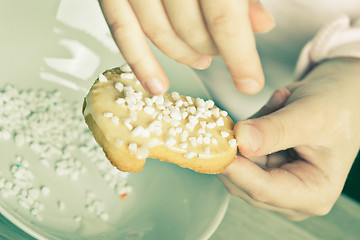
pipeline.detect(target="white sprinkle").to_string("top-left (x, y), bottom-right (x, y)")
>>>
top-left (120, 73), bottom-right (135, 80)
top-left (197, 135), bottom-right (203, 144)
top-left (211, 108), bottom-right (220, 118)
top-left (103, 112), bottom-right (113, 118)
top-left (220, 111), bottom-right (228, 117)
top-left (144, 106), bottom-right (155, 115)
top-left (169, 127), bottom-right (177, 136)
top-left (188, 115), bottom-right (198, 125)
top-left (131, 126), bottom-right (145, 137)
top-left (136, 146), bottom-right (149, 159)
top-left (203, 136), bottom-right (211, 145)
top-left (186, 96), bottom-right (193, 104)
top-left (203, 110), bottom-right (212, 118)
top-left (188, 106), bottom-right (196, 115)
top-left (207, 122), bottom-right (217, 129)
top-left (115, 82), bottom-right (124, 92)
top-left (200, 121), bottom-right (206, 129)
top-left (198, 128), bottom-right (206, 134)
top-left (170, 109), bottom-right (182, 121)
top-left (196, 98), bottom-right (205, 107)
top-left (181, 111), bottom-right (188, 119)
top-left (165, 136), bottom-right (177, 147)
top-left (120, 63), bottom-right (132, 73)
top-left (156, 113), bottom-right (163, 121)
top-left (228, 139), bottom-right (237, 148)
top-left (184, 152), bottom-right (196, 159)
top-left (171, 92), bottom-right (180, 101)
top-left (175, 127), bottom-right (183, 134)
top-left (205, 100), bottom-right (215, 109)
top-left (134, 92), bottom-right (143, 101)
top-left (145, 98), bottom-right (153, 106)
top-left (181, 130), bottom-right (189, 141)
top-left (135, 80), bottom-right (141, 85)
top-left (125, 95), bottom-right (136, 106)
top-left (124, 119), bottom-right (133, 130)
top-left (115, 98), bottom-right (125, 105)
top-left (130, 111), bottom-right (137, 121)
top-left (211, 137), bottom-right (218, 145)
top-left (162, 108), bottom-right (170, 115)
top-left (124, 86), bottom-right (135, 97)
top-left (116, 139), bottom-right (124, 145)
top-left (216, 117), bottom-right (224, 127)
top-left (111, 116), bottom-right (119, 126)
top-left (148, 120), bottom-right (162, 131)
top-left (185, 123), bottom-right (195, 131)
top-left (40, 186), bottom-right (50, 196)
top-left (197, 106), bottom-right (206, 113)
top-left (128, 143), bottom-right (137, 152)
top-left (189, 137), bottom-right (197, 147)
top-left (163, 115), bottom-right (171, 123)
top-left (204, 147), bottom-right (211, 155)
top-left (155, 96), bottom-right (164, 106)
top-left (164, 99), bottom-right (173, 107)
top-left (180, 143), bottom-right (188, 149)
top-left (148, 138), bottom-right (160, 147)
top-left (221, 131), bottom-right (229, 138)
top-left (175, 99), bottom-right (184, 107)
top-left (99, 73), bottom-right (108, 82)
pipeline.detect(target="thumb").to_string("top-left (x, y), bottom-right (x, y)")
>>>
top-left (235, 97), bottom-right (323, 157)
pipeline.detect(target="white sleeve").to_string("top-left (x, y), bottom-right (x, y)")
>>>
top-left (295, 15), bottom-right (360, 80)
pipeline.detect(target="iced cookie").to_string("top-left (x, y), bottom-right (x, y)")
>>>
top-left (83, 65), bottom-right (237, 174)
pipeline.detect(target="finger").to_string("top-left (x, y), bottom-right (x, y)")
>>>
top-left (248, 0), bottom-right (276, 33)
top-left (99, 0), bottom-right (169, 95)
top-left (234, 96), bottom-right (325, 157)
top-left (266, 152), bottom-right (288, 168)
top-left (251, 88), bottom-right (291, 119)
top-left (218, 174), bottom-right (311, 221)
top-left (200, 0), bottom-right (264, 95)
top-left (162, 0), bottom-right (218, 55)
top-left (222, 156), bottom-right (333, 215)
top-left (130, 0), bottom-right (213, 70)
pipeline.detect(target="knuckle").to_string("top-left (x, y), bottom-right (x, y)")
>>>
top-left (109, 21), bottom-right (128, 39)
top-left (143, 27), bottom-right (169, 45)
top-left (177, 26), bottom-right (216, 53)
top-left (248, 189), bottom-right (269, 203)
top-left (209, 13), bottom-right (238, 37)
top-left (263, 116), bottom-right (287, 151)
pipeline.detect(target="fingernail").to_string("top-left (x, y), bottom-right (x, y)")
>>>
top-left (266, 88), bottom-right (290, 109)
top-left (191, 56), bottom-right (212, 70)
top-left (235, 79), bottom-right (260, 94)
top-left (267, 89), bottom-right (284, 108)
top-left (144, 78), bottom-right (165, 95)
top-left (237, 124), bottom-right (262, 152)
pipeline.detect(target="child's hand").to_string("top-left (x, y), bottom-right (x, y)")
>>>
top-left (99, 0), bottom-right (275, 95)
top-left (220, 58), bottom-right (360, 221)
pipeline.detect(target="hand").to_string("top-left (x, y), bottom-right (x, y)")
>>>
top-left (98, 0), bottom-right (275, 95)
top-left (220, 58), bottom-right (360, 221)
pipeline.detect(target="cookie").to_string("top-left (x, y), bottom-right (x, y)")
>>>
top-left (83, 65), bottom-right (237, 174)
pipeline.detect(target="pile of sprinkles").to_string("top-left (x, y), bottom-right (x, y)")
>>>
top-left (95, 64), bottom-right (236, 160)
top-left (0, 84), bottom-right (132, 222)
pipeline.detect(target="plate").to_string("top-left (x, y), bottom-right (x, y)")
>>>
top-left (0, 0), bottom-right (229, 239)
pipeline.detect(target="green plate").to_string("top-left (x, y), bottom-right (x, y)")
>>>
top-left (0, 0), bottom-right (229, 239)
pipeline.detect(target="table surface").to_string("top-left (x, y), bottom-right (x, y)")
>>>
top-left (1, 194), bottom-right (359, 240)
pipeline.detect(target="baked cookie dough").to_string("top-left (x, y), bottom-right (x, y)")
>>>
top-left (83, 64), bottom-right (237, 174)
